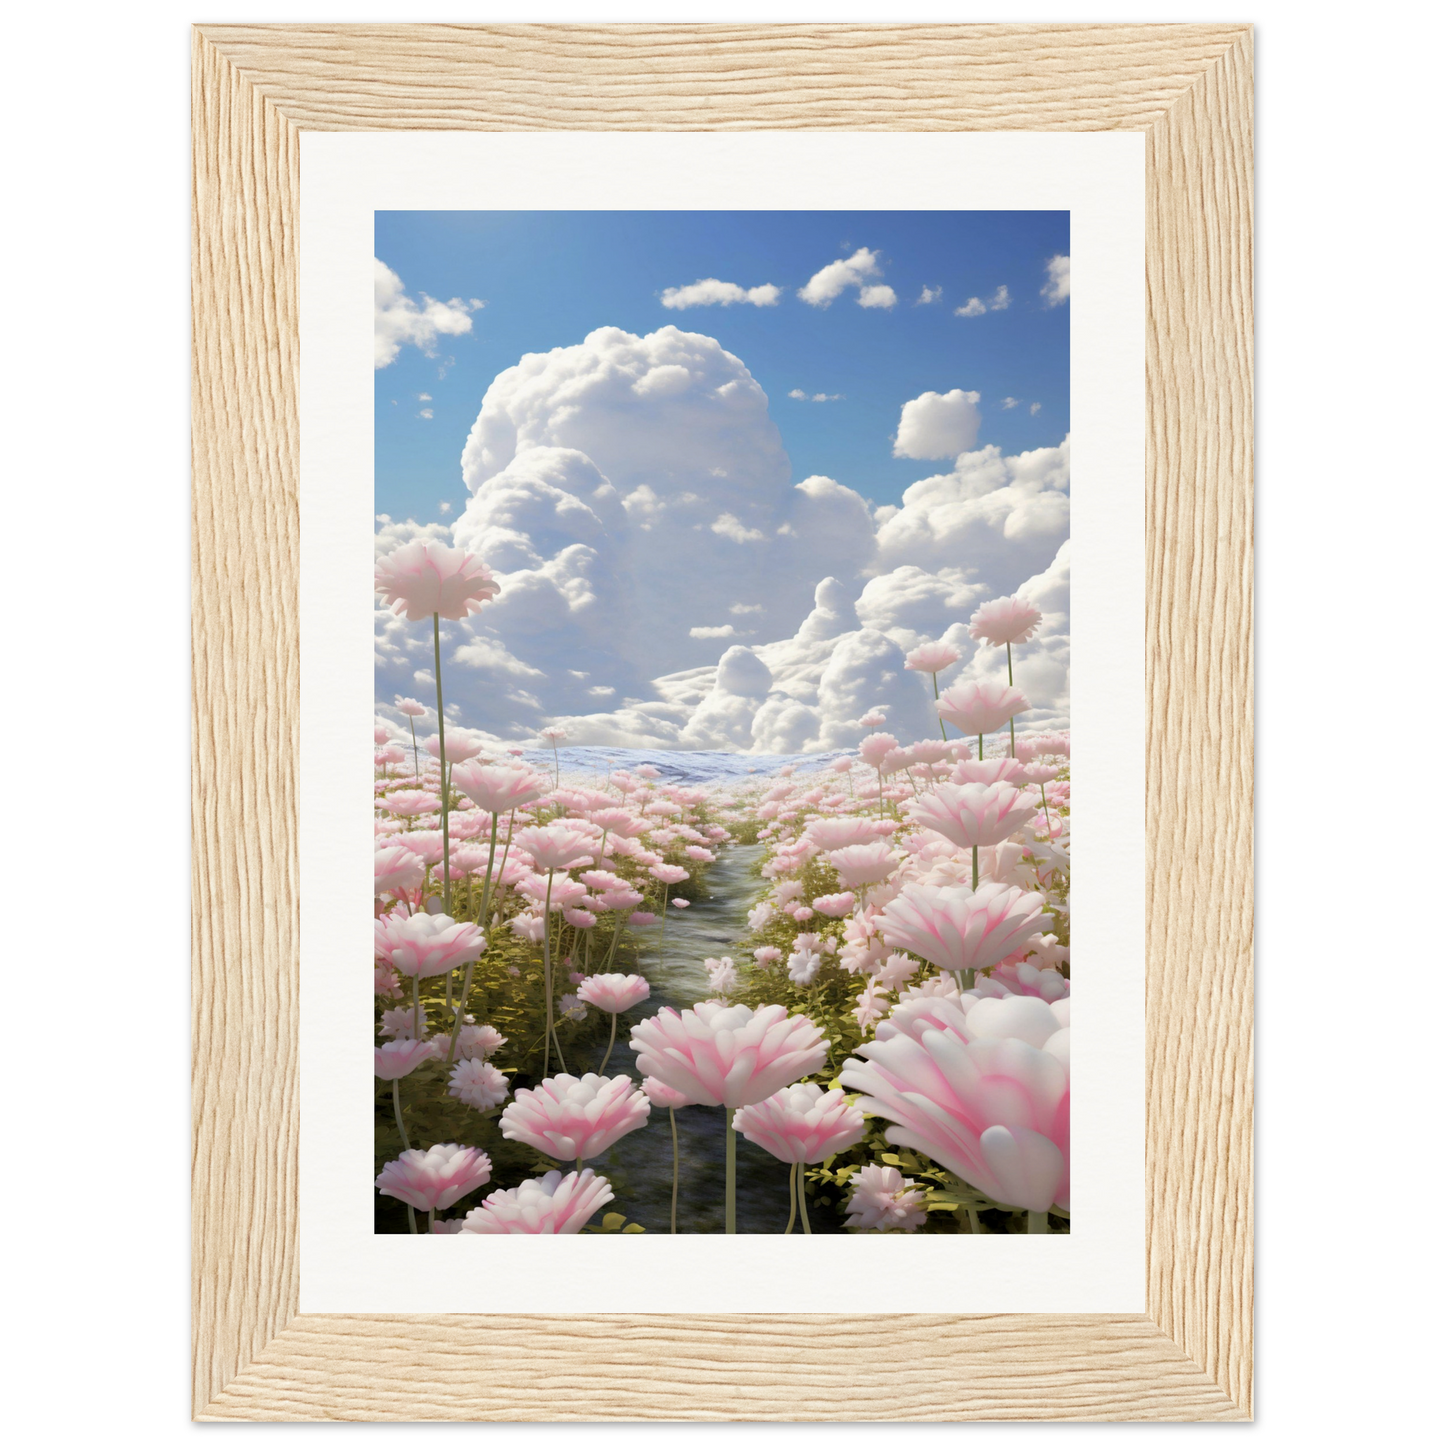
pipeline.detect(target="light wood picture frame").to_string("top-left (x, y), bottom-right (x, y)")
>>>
top-left (192, 22), bottom-right (1253, 1422)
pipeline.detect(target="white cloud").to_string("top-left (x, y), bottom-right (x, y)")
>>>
top-left (1042, 254), bottom-right (1070, 307)
top-left (438, 501), bottom-right (453, 515)
top-left (418, 408), bottom-right (434, 420)
top-left (857, 284), bottom-right (897, 310)
top-left (989, 285), bottom-right (1011, 311)
top-left (378, 325), bottom-right (1068, 751)
top-left (374, 259), bottom-right (481, 369)
top-left (916, 285), bottom-right (942, 305)
top-left (660, 279), bottom-right (782, 310)
top-left (418, 392), bottom-right (432, 401)
top-left (711, 513), bottom-right (766, 544)
top-left (1001, 397), bottom-right (1020, 410)
top-left (893, 389), bottom-right (983, 460)
top-left (954, 297), bottom-right (987, 318)
top-left (1030, 401), bottom-right (1042, 415)
top-left (788, 389), bottom-right (842, 402)
top-left (797, 247), bottom-right (885, 308)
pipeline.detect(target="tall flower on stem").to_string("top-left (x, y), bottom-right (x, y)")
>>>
top-left (879, 881), bottom-right (1046, 990)
top-left (375, 540), bottom-right (499, 917)
top-left (395, 696), bottom-right (427, 778)
top-left (577, 973), bottom-right (651, 1071)
top-left (375, 909), bottom-right (487, 1039)
top-left (643, 1077), bottom-right (692, 1234)
top-left (630, 1003), bottom-right (828, 1234)
top-left (936, 680), bottom-right (1030, 768)
top-left (539, 725), bottom-right (568, 786)
top-left (968, 596), bottom-right (1043, 759)
top-left (905, 639), bottom-right (963, 743)
top-left (733, 1083), bottom-right (866, 1234)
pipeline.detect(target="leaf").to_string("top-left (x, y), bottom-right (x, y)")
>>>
top-left (880, 1153), bottom-right (902, 1166)
top-left (600, 1212), bottom-right (626, 1230)
top-left (622, 1223), bottom-right (645, 1233)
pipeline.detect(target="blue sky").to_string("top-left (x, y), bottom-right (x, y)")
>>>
top-left (374, 210), bottom-right (1068, 521)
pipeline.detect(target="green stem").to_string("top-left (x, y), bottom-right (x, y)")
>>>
top-left (392, 1078), bottom-right (416, 1236)
top-left (798, 1164), bottom-right (812, 1235)
top-left (1028, 1210), bottom-right (1050, 1234)
top-left (428, 1208), bottom-right (435, 1234)
top-left (785, 1161), bottom-right (797, 1235)
top-left (1007, 642), bottom-right (1016, 759)
top-left (972, 844), bottom-right (979, 891)
top-left (669, 1108), bottom-right (679, 1236)
top-left (725, 1107), bottom-right (737, 1234)
top-left (542, 872), bottom-right (554, 1077)
top-left (933, 673), bottom-right (947, 742)
top-left (600, 1011), bottom-right (618, 1074)
top-left (444, 813), bottom-right (500, 1064)
top-left (432, 613), bottom-right (451, 917)
top-left (411, 974), bottom-right (421, 1042)
top-left (408, 716), bottom-right (419, 780)
top-left (978, 732), bottom-right (984, 765)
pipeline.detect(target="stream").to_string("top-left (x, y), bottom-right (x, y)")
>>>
top-left (580, 840), bottom-right (843, 1235)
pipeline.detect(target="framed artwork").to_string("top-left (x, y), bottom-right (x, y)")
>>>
top-left (192, 22), bottom-right (1253, 1422)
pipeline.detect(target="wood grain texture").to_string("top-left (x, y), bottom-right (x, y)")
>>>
top-left (191, 22), bottom-right (1253, 1422)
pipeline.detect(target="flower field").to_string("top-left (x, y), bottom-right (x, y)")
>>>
top-left (374, 541), bottom-right (1070, 1235)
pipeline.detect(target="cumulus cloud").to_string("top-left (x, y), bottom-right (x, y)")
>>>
top-left (916, 284), bottom-right (942, 305)
top-left (660, 278), bottom-right (781, 309)
top-left (788, 389), bottom-right (842, 402)
top-left (954, 285), bottom-right (1009, 318)
top-left (954, 297), bottom-right (987, 317)
top-left (1042, 254), bottom-right (1070, 306)
top-left (375, 259), bottom-right (481, 369)
top-left (893, 389), bottom-right (983, 460)
top-left (377, 324), bottom-right (1069, 752)
top-left (857, 284), bottom-right (898, 310)
top-left (1001, 397), bottom-right (1019, 410)
top-left (989, 285), bottom-right (1011, 311)
top-left (1030, 402), bottom-right (1042, 415)
top-left (798, 247), bottom-right (888, 308)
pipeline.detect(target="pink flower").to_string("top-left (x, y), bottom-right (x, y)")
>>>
top-left (450, 760), bottom-right (550, 814)
top-left (374, 1038), bottom-right (435, 1079)
top-left (671, 897), bottom-right (690, 909)
top-left (577, 973), bottom-right (651, 1013)
top-left (951, 757), bottom-right (1031, 786)
top-left (374, 962), bottom-right (403, 998)
top-left (811, 891), bottom-right (856, 918)
top-left (514, 824), bottom-right (595, 872)
top-left (859, 710), bottom-right (889, 729)
top-left (906, 781), bottom-right (1039, 850)
top-left (844, 1163), bottom-right (928, 1232)
top-left (704, 957), bottom-right (739, 995)
top-left (969, 595), bottom-right (1044, 647)
top-left (395, 696), bottom-right (428, 718)
top-left (459, 1168), bottom-right (612, 1234)
top-left (858, 732), bottom-right (899, 768)
top-left (879, 883), bottom-right (1047, 976)
top-left (375, 540), bottom-right (500, 622)
top-left (936, 680), bottom-right (1030, 737)
top-left (732, 1083), bottom-right (866, 1163)
top-left (509, 913), bottom-right (546, 944)
top-left (587, 807), bottom-right (652, 837)
top-left (379, 789), bottom-right (440, 818)
top-left (448, 1058), bottom-right (510, 1110)
top-left (642, 1077), bottom-right (692, 1109)
top-left (1016, 731), bottom-right (1070, 762)
top-left (805, 816), bottom-right (885, 850)
top-left (649, 863), bottom-right (689, 885)
top-left (629, 1002), bottom-right (829, 1108)
top-left (375, 910), bottom-right (486, 979)
top-left (828, 842), bottom-right (899, 890)
top-left (905, 640), bottom-right (963, 673)
top-left (499, 1073), bottom-right (651, 1161)
top-left (379, 1003), bottom-right (426, 1039)
top-left (539, 726), bottom-right (568, 744)
top-left (840, 1013), bottom-right (1069, 1211)
top-left (597, 885), bottom-right (645, 913)
top-left (753, 946), bottom-right (782, 966)
top-left (394, 830), bottom-right (445, 865)
top-left (456, 1023), bottom-right (506, 1059)
top-left (375, 845), bottom-right (426, 896)
top-left (375, 1144), bottom-right (493, 1211)
top-left (787, 948), bottom-right (822, 985)
top-left (628, 911), bottom-right (659, 927)
top-left (424, 731), bottom-right (485, 764)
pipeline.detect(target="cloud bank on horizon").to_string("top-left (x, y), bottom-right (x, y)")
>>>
top-left (375, 320), bottom-right (1070, 756)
